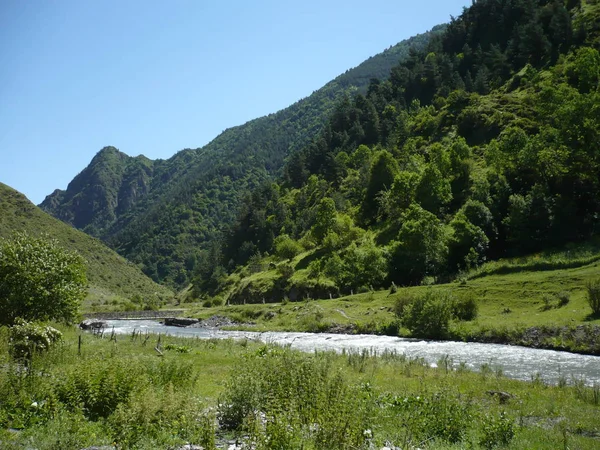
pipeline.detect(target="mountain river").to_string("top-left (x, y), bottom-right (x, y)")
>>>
top-left (104, 319), bottom-right (600, 386)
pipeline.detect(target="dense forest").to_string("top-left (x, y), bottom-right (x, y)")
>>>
top-left (40, 29), bottom-right (438, 287)
top-left (196, 0), bottom-right (600, 301)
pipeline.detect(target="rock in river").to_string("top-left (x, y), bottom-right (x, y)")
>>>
top-left (164, 317), bottom-right (200, 327)
top-left (79, 319), bottom-right (107, 330)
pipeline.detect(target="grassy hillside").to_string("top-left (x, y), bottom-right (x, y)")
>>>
top-left (0, 183), bottom-right (172, 309)
top-left (190, 239), bottom-right (600, 354)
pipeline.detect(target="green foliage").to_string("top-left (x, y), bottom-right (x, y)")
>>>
top-left (390, 205), bottom-right (448, 285)
top-left (8, 320), bottom-right (62, 361)
top-left (55, 359), bottom-right (140, 421)
top-left (452, 294), bottom-right (478, 321)
top-left (448, 212), bottom-right (489, 270)
top-left (312, 197), bottom-right (337, 242)
top-left (586, 279), bottom-right (600, 315)
top-left (276, 262), bottom-right (295, 280)
top-left (321, 237), bottom-right (388, 292)
top-left (109, 388), bottom-right (215, 449)
top-left (384, 391), bottom-right (473, 444)
top-left (273, 235), bottom-right (303, 261)
top-left (566, 47), bottom-right (600, 93)
top-left (217, 348), bottom-right (371, 449)
top-left (0, 233), bottom-right (87, 325)
top-left (401, 290), bottom-right (453, 339)
top-left (362, 150), bottom-right (399, 221)
top-left (479, 411), bottom-right (515, 449)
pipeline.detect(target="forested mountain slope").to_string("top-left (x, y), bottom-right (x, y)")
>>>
top-left (41, 28), bottom-right (440, 286)
top-left (202, 0), bottom-right (600, 303)
top-left (0, 183), bottom-right (172, 305)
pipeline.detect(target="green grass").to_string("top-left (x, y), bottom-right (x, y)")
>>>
top-left (0, 183), bottom-right (173, 309)
top-left (1, 325), bottom-right (599, 449)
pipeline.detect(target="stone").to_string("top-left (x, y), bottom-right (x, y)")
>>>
top-left (79, 319), bottom-right (107, 330)
top-left (164, 317), bottom-right (200, 327)
top-left (487, 390), bottom-right (514, 404)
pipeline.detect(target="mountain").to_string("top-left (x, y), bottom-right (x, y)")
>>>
top-left (0, 182), bottom-right (173, 307)
top-left (202, 0), bottom-right (600, 302)
top-left (40, 27), bottom-right (443, 286)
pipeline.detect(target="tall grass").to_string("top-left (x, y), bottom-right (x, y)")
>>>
top-left (218, 346), bottom-right (372, 449)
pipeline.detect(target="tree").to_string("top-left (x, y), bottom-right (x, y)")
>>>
top-left (311, 198), bottom-right (337, 243)
top-left (447, 212), bottom-right (489, 270)
top-left (390, 205), bottom-right (448, 285)
top-left (362, 150), bottom-right (399, 222)
top-left (416, 165), bottom-right (452, 215)
top-left (0, 233), bottom-right (87, 325)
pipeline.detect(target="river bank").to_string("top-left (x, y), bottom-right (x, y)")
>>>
top-left (103, 319), bottom-right (600, 386)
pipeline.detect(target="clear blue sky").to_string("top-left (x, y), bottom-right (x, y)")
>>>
top-left (0, 0), bottom-right (470, 205)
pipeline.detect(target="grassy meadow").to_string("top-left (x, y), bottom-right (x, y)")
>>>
top-left (0, 326), bottom-right (599, 449)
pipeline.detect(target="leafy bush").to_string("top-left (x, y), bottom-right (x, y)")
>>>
top-left (479, 411), bottom-right (515, 449)
top-left (401, 290), bottom-right (452, 339)
top-left (276, 262), bottom-right (295, 279)
top-left (274, 235), bottom-right (303, 261)
top-left (8, 320), bottom-right (62, 361)
top-left (385, 391), bottom-right (472, 444)
top-left (55, 359), bottom-right (140, 421)
top-left (586, 279), bottom-right (600, 315)
top-left (393, 294), bottom-right (414, 318)
top-left (0, 233), bottom-right (87, 325)
top-left (15, 409), bottom-right (109, 450)
top-left (452, 295), bottom-right (478, 321)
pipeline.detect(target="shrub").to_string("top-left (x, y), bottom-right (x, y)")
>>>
top-left (479, 411), bottom-right (515, 449)
top-left (8, 320), bottom-right (62, 361)
top-left (55, 359), bottom-right (140, 420)
top-left (387, 391), bottom-right (472, 444)
top-left (217, 349), bottom-right (371, 449)
top-left (540, 294), bottom-right (553, 311)
top-left (16, 409), bottom-right (109, 450)
top-left (401, 290), bottom-right (452, 339)
top-left (109, 388), bottom-right (214, 449)
top-left (274, 235), bottom-right (303, 261)
top-left (276, 262), bottom-right (295, 280)
top-left (452, 295), bottom-right (478, 321)
top-left (586, 279), bottom-right (600, 315)
top-left (393, 295), bottom-right (413, 318)
top-left (556, 291), bottom-right (570, 308)
top-left (0, 233), bottom-right (87, 325)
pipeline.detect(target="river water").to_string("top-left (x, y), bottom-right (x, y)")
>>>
top-left (104, 319), bottom-right (600, 386)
